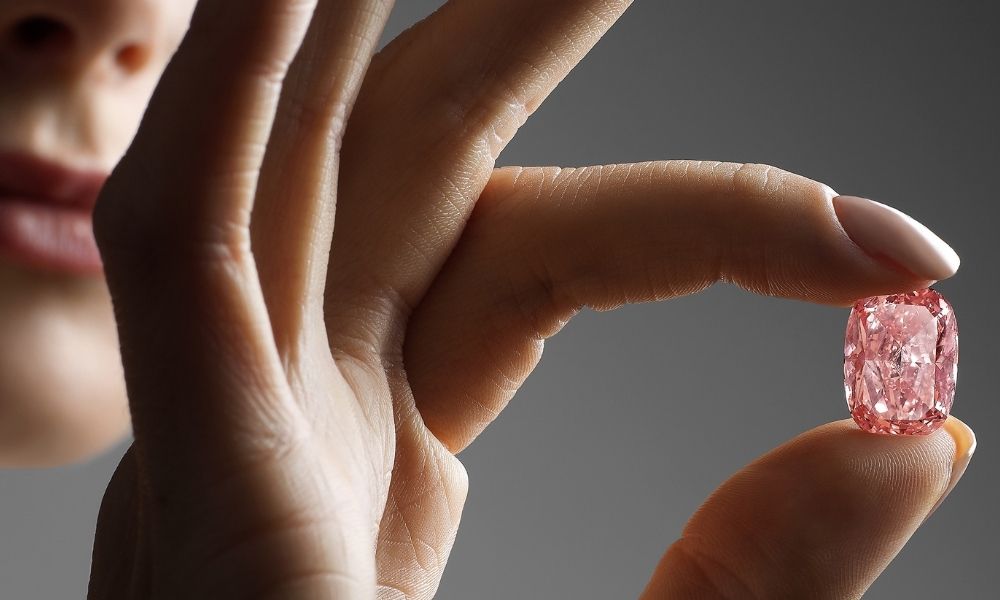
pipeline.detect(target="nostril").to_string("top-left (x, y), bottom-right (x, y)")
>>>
top-left (8, 15), bottom-right (74, 53)
top-left (114, 42), bottom-right (149, 73)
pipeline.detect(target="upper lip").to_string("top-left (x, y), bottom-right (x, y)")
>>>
top-left (0, 150), bottom-right (107, 210)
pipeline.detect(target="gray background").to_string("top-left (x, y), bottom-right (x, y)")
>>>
top-left (1, 1), bottom-right (997, 597)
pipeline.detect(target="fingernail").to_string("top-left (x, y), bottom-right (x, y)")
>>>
top-left (832, 195), bottom-right (960, 281)
top-left (923, 415), bottom-right (976, 523)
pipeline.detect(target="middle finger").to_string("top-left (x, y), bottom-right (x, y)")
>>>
top-left (325, 0), bottom-right (633, 359)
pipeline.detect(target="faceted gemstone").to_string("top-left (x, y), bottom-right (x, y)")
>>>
top-left (844, 288), bottom-right (958, 435)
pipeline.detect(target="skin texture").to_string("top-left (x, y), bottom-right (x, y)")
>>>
top-left (0, 1), bottom-right (975, 598)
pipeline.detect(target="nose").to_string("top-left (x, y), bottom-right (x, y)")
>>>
top-left (1, 0), bottom-right (159, 76)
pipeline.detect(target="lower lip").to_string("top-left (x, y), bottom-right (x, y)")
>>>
top-left (0, 196), bottom-right (102, 274)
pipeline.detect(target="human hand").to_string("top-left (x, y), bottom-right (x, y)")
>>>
top-left (87, 1), bottom-right (974, 599)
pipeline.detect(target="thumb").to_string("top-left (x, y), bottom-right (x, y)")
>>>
top-left (640, 416), bottom-right (976, 600)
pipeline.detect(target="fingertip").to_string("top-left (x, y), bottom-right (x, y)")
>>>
top-left (812, 418), bottom-right (957, 509)
top-left (943, 414), bottom-right (977, 459)
top-left (832, 195), bottom-right (960, 282)
top-left (823, 415), bottom-right (975, 514)
top-left (780, 419), bottom-right (957, 521)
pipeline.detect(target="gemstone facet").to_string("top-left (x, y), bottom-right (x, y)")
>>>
top-left (844, 288), bottom-right (958, 435)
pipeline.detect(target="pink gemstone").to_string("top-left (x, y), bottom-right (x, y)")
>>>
top-left (844, 288), bottom-right (958, 435)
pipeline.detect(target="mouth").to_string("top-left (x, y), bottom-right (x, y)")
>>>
top-left (0, 150), bottom-right (107, 274)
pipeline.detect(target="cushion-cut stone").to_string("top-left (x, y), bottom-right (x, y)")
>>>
top-left (844, 288), bottom-right (958, 435)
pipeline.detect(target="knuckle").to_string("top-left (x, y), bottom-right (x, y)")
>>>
top-left (92, 167), bottom-right (254, 280)
top-left (433, 79), bottom-right (527, 162)
top-left (732, 162), bottom-right (792, 200)
top-left (286, 94), bottom-right (351, 149)
top-left (403, 38), bottom-right (533, 161)
top-left (661, 160), bottom-right (740, 189)
top-left (731, 162), bottom-right (832, 207)
top-left (97, 211), bottom-right (251, 281)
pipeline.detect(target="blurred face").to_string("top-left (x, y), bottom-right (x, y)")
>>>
top-left (0, 0), bottom-right (196, 465)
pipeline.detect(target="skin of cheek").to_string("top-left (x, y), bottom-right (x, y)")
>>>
top-left (0, 0), bottom-right (198, 465)
top-left (0, 265), bottom-right (129, 467)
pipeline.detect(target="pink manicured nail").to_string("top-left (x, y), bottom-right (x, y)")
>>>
top-left (833, 195), bottom-right (960, 281)
top-left (923, 415), bottom-right (976, 523)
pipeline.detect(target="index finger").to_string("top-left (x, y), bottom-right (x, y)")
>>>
top-left (405, 161), bottom-right (960, 452)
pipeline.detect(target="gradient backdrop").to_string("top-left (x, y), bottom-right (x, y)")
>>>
top-left (1, 1), bottom-right (997, 597)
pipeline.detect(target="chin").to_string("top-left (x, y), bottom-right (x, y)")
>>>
top-left (0, 263), bottom-right (130, 467)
